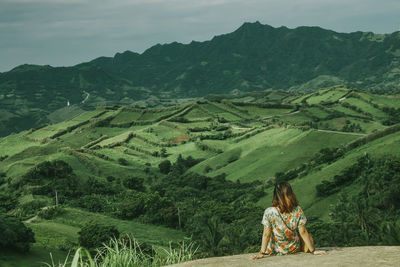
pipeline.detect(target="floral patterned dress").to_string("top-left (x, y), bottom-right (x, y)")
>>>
top-left (261, 205), bottom-right (307, 255)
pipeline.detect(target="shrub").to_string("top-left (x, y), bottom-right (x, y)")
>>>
top-left (78, 221), bottom-right (120, 250)
top-left (38, 206), bottom-right (65, 220)
top-left (118, 158), bottom-right (129, 166)
top-left (123, 177), bottom-right (145, 191)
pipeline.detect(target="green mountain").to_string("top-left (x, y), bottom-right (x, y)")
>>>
top-left (1, 22), bottom-right (400, 137)
top-left (1, 87), bottom-right (400, 264)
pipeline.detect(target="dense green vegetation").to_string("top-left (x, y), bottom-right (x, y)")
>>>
top-left (310, 155), bottom-right (400, 246)
top-left (0, 214), bottom-right (35, 252)
top-left (1, 22), bottom-right (400, 136)
top-left (1, 87), bottom-right (400, 265)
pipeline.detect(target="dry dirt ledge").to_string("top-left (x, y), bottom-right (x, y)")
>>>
top-left (169, 246), bottom-right (400, 267)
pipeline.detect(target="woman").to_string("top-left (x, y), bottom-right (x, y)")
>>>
top-left (252, 182), bottom-right (327, 259)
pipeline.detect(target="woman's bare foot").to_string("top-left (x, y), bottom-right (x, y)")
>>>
top-left (313, 250), bottom-right (327, 255)
top-left (251, 252), bottom-right (265, 260)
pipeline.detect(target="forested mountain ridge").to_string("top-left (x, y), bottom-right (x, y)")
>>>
top-left (1, 22), bottom-right (400, 136)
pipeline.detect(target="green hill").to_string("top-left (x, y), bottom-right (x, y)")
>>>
top-left (1, 22), bottom-right (400, 136)
top-left (1, 87), bottom-right (400, 264)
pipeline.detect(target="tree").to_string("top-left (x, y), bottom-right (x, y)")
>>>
top-left (0, 192), bottom-right (18, 212)
top-left (22, 160), bottom-right (78, 197)
top-left (0, 214), bottom-right (35, 252)
top-left (78, 221), bottom-right (119, 249)
top-left (158, 160), bottom-right (171, 174)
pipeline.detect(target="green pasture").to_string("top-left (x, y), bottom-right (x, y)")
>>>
top-left (69, 108), bottom-right (106, 122)
top-left (354, 91), bottom-right (400, 109)
top-left (110, 110), bottom-right (142, 124)
top-left (277, 111), bottom-right (313, 125)
top-left (172, 121), bottom-right (212, 129)
top-left (148, 123), bottom-right (186, 141)
top-left (127, 136), bottom-right (157, 149)
top-left (290, 92), bottom-right (314, 104)
top-left (201, 103), bottom-right (226, 113)
top-left (166, 142), bottom-right (214, 161)
top-left (190, 128), bottom-right (358, 181)
top-left (367, 94), bottom-right (400, 109)
top-left (202, 140), bottom-right (231, 151)
top-left (233, 105), bottom-right (292, 118)
top-left (26, 127), bottom-right (60, 140)
top-left (331, 103), bottom-right (366, 117)
top-left (0, 131), bottom-right (38, 157)
top-left (217, 112), bottom-right (242, 121)
top-left (183, 107), bottom-right (213, 121)
top-left (303, 107), bottom-right (330, 119)
top-left (0, 247), bottom-right (68, 267)
top-left (91, 148), bottom-right (149, 171)
top-left (342, 97), bottom-right (387, 119)
top-left (267, 91), bottom-right (290, 102)
top-left (28, 220), bottom-right (79, 250)
top-left (306, 87), bottom-right (349, 104)
top-left (57, 129), bottom-right (98, 149)
top-left (137, 109), bottom-right (176, 121)
top-left (92, 126), bottom-right (146, 137)
top-left (96, 131), bottom-right (133, 148)
top-left (47, 105), bottom-right (85, 124)
top-left (214, 102), bottom-right (251, 118)
top-left (347, 117), bottom-right (385, 133)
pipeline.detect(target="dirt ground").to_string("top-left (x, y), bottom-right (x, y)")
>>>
top-left (169, 246), bottom-right (400, 267)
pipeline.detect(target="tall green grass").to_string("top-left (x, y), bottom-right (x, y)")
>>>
top-left (44, 236), bottom-right (198, 267)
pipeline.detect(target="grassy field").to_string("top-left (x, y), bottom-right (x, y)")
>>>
top-left (342, 97), bottom-right (388, 119)
top-left (189, 128), bottom-right (358, 181)
top-left (306, 87), bottom-right (349, 105)
top-left (0, 247), bottom-right (68, 267)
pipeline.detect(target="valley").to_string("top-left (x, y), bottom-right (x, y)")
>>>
top-left (1, 86), bottom-right (400, 265)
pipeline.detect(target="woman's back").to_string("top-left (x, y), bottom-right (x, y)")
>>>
top-left (261, 205), bottom-right (307, 255)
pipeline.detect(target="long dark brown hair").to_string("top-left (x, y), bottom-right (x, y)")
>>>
top-left (272, 182), bottom-right (299, 213)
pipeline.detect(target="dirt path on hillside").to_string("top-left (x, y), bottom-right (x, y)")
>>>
top-left (24, 206), bottom-right (49, 224)
top-left (24, 215), bottom-right (38, 223)
top-left (82, 91), bottom-right (90, 104)
top-left (169, 246), bottom-right (400, 267)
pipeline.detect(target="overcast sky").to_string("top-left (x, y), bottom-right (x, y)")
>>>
top-left (1, 0), bottom-right (399, 72)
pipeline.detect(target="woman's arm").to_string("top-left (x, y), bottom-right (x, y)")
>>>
top-left (298, 225), bottom-right (327, 255)
top-left (251, 225), bottom-right (272, 260)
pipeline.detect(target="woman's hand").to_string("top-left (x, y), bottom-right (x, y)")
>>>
top-left (312, 250), bottom-right (327, 255)
top-left (251, 252), bottom-right (265, 260)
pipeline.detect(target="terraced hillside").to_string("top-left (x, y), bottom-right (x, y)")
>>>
top-left (1, 87), bottom-right (400, 265)
top-left (1, 87), bottom-right (399, 198)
